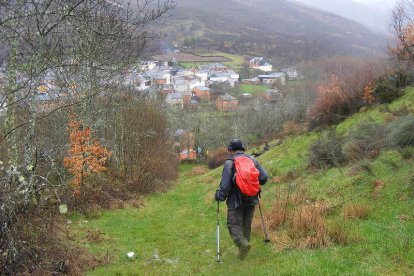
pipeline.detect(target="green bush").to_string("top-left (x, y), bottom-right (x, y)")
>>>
top-left (308, 129), bottom-right (345, 169)
top-left (387, 115), bottom-right (414, 148)
top-left (373, 78), bottom-right (401, 104)
top-left (343, 120), bottom-right (386, 161)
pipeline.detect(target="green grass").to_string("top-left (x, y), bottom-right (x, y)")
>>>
top-left (192, 50), bottom-right (246, 71)
top-left (71, 88), bottom-right (414, 275)
top-left (239, 84), bottom-right (269, 96)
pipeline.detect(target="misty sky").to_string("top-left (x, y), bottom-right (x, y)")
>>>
top-left (353, 0), bottom-right (398, 10)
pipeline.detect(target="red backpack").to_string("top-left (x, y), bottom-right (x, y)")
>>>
top-left (232, 155), bottom-right (260, 197)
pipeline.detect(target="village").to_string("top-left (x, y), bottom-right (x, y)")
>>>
top-left (0, 55), bottom-right (302, 160)
top-left (129, 56), bottom-right (301, 110)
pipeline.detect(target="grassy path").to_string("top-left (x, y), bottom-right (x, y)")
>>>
top-left (72, 89), bottom-right (414, 275)
top-left (72, 166), bottom-right (278, 275)
top-left (73, 159), bottom-right (414, 275)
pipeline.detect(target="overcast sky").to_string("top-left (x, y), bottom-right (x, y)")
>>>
top-left (353, 0), bottom-right (398, 10)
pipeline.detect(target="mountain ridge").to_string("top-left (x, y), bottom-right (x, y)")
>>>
top-left (154, 0), bottom-right (388, 65)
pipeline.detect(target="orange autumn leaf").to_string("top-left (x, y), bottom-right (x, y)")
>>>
top-left (64, 117), bottom-right (112, 194)
top-left (363, 82), bottom-right (375, 105)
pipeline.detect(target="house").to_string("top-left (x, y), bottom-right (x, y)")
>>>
top-left (241, 77), bottom-right (260, 85)
top-left (264, 89), bottom-right (283, 102)
top-left (249, 57), bottom-right (273, 72)
top-left (173, 129), bottom-right (196, 160)
top-left (158, 84), bottom-right (175, 97)
top-left (140, 61), bottom-right (157, 71)
top-left (180, 149), bottom-right (197, 160)
top-left (35, 92), bottom-right (63, 112)
top-left (192, 86), bottom-right (211, 101)
top-left (258, 73), bottom-right (286, 86)
top-left (165, 92), bottom-right (184, 109)
top-left (127, 74), bottom-right (151, 91)
top-left (282, 67), bottom-right (302, 81)
top-left (189, 78), bottom-right (205, 90)
top-left (173, 79), bottom-right (189, 93)
top-left (145, 70), bottom-right (171, 85)
top-left (186, 98), bottom-right (201, 110)
top-left (200, 63), bottom-right (228, 72)
top-left (195, 69), bottom-right (208, 81)
top-left (181, 91), bottom-right (192, 106)
top-left (209, 72), bottom-right (229, 83)
top-left (207, 69), bottom-right (239, 87)
top-left (216, 93), bottom-right (238, 112)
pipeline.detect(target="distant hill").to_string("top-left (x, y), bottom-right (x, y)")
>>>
top-left (292, 0), bottom-right (392, 34)
top-left (151, 0), bottom-right (388, 65)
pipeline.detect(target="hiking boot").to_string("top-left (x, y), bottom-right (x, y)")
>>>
top-left (237, 243), bottom-right (251, 260)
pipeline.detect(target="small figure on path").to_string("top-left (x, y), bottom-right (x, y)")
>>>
top-left (215, 139), bottom-right (268, 260)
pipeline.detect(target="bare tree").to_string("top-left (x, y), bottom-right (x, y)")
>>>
top-left (0, 0), bottom-right (174, 273)
top-left (390, 0), bottom-right (414, 65)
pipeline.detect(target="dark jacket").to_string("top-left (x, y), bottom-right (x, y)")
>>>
top-left (215, 151), bottom-right (268, 209)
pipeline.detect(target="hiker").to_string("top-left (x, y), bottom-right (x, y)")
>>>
top-left (215, 139), bottom-right (268, 260)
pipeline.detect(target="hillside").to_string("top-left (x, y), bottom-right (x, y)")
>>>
top-left (150, 0), bottom-right (388, 65)
top-left (71, 88), bottom-right (414, 274)
top-left (293, 0), bottom-right (391, 33)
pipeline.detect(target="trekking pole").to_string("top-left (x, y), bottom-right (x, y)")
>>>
top-left (216, 200), bottom-right (222, 262)
top-left (258, 195), bottom-right (270, 243)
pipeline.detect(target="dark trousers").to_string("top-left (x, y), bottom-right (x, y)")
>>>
top-left (227, 204), bottom-right (255, 248)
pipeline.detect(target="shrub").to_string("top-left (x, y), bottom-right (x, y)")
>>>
top-left (342, 120), bottom-right (386, 161)
top-left (328, 220), bottom-right (353, 246)
top-left (288, 203), bottom-right (330, 249)
top-left (266, 201), bottom-right (288, 230)
top-left (387, 115), bottom-right (414, 148)
top-left (282, 121), bottom-right (303, 136)
top-left (373, 78), bottom-right (401, 104)
top-left (343, 204), bottom-right (370, 219)
top-left (108, 100), bottom-right (179, 194)
top-left (308, 129), bottom-right (345, 169)
top-left (208, 147), bottom-right (230, 169)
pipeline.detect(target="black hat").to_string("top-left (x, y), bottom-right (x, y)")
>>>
top-left (228, 139), bottom-right (245, 151)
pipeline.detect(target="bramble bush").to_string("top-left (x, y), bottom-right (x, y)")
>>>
top-left (373, 77), bottom-right (402, 104)
top-left (308, 129), bottom-right (345, 169)
top-left (342, 119), bottom-right (386, 161)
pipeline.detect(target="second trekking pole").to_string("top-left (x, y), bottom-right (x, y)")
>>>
top-left (216, 200), bottom-right (222, 262)
top-left (258, 195), bottom-right (270, 243)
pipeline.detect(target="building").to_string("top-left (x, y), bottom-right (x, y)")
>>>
top-left (192, 86), bottom-right (211, 101)
top-left (216, 93), bottom-right (238, 112)
top-left (249, 57), bottom-right (273, 72)
top-left (258, 73), bottom-right (286, 86)
top-left (282, 67), bottom-right (302, 81)
top-left (264, 89), bottom-right (283, 102)
top-left (166, 92), bottom-right (184, 109)
top-left (173, 129), bottom-right (196, 160)
top-left (140, 61), bottom-right (157, 71)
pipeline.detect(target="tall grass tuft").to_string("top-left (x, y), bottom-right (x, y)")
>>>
top-left (387, 115), bottom-right (414, 148)
top-left (308, 129), bottom-right (345, 169)
top-left (343, 119), bottom-right (386, 161)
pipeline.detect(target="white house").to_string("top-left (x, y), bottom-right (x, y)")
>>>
top-left (140, 61), bottom-right (157, 71)
top-left (258, 73), bottom-right (286, 86)
top-left (173, 79), bottom-right (190, 93)
top-left (249, 57), bottom-right (273, 72)
top-left (135, 75), bottom-right (152, 91)
top-left (228, 70), bottom-right (240, 81)
top-left (195, 70), bottom-right (208, 81)
top-left (189, 78), bottom-right (206, 90)
top-left (166, 92), bottom-right (184, 109)
top-left (282, 67), bottom-right (302, 80)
